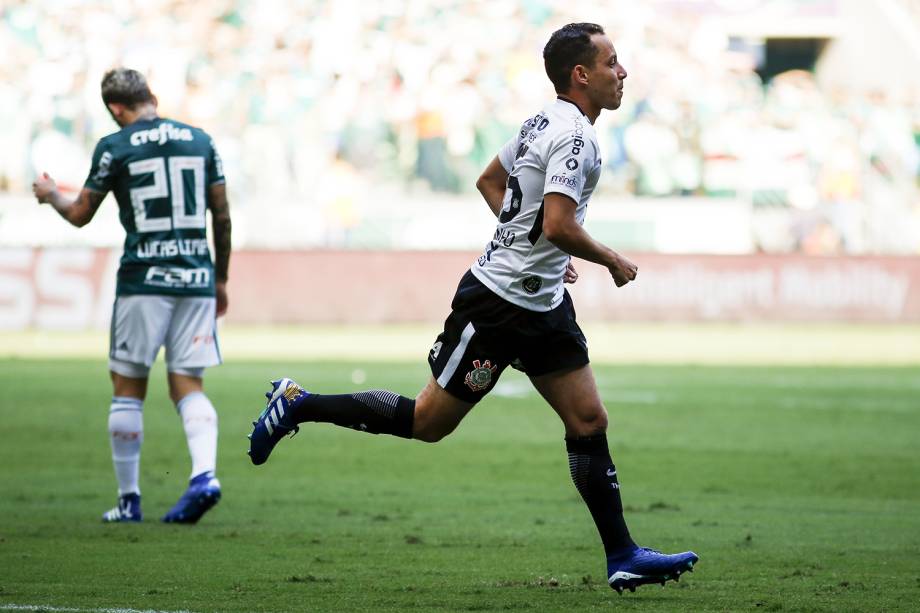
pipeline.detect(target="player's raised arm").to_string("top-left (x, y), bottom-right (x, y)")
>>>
top-left (207, 182), bottom-right (232, 316)
top-left (32, 172), bottom-right (106, 228)
top-left (542, 192), bottom-right (637, 287)
top-left (475, 155), bottom-right (509, 217)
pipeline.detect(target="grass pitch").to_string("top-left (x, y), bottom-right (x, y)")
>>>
top-left (1, 355), bottom-right (919, 612)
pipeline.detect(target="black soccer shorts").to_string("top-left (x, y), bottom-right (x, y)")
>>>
top-left (428, 270), bottom-right (589, 403)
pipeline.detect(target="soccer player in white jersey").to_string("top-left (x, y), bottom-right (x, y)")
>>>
top-left (33, 69), bottom-right (231, 524)
top-left (248, 23), bottom-right (698, 592)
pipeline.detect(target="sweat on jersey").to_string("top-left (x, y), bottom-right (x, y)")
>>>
top-left (471, 97), bottom-right (602, 312)
top-left (84, 117), bottom-right (225, 297)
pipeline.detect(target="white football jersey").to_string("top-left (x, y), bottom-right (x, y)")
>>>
top-left (471, 97), bottom-right (602, 311)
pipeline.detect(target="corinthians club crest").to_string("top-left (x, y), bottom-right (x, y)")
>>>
top-left (465, 359), bottom-right (497, 392)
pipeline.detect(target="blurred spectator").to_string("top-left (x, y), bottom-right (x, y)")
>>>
top-left (2, 0), bottom-right (919, 254)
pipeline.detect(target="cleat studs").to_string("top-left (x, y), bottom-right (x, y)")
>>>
top-left (615, 586), bottom-right (623, 595)
top-left (247, 434), bottom-right (252, 440)
top-left (628, 585), bottom-right (635, 593)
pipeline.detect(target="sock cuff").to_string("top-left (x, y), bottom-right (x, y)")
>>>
top-left (565, 433), bottom-right (609, 456)
top-left (394, 396), bottom-right (415, 439)
top-left (176, 391), bottom-right (210, 412)
top-left (111, 397), bottom-right (143, 412)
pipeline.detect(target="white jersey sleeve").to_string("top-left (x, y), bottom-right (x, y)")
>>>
top-left (470, 98), bottom-right (603, 312)
top-left (542, 124), bottom-right (597, 205)
top-left (497, 134), bottom-right (520, 173)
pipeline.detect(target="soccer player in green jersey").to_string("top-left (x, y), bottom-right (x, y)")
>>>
top-left (33, 68), bottom-right (232, 524)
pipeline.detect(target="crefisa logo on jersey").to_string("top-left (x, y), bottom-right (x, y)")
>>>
top-left (130, 122), bottom-right (194, 146)
top-left (522, 276), bottom-right (543, 295)
top-left (465, 359), bottom-right (497, 392)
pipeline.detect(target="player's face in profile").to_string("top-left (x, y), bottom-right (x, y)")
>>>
top-left (587, 34), bottom-right (627, 111)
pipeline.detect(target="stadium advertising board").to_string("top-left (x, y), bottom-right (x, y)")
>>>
top-left (1, 248), bottom-right (919, 329)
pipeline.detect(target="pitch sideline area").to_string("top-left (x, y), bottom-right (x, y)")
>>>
top-left (2, 322), bottom-right (918, 365)
top-left (0, 605), bottom-right (195, 613)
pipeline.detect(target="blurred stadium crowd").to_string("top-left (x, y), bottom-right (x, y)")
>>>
top-left (2, 0), bottom-right (919, 254)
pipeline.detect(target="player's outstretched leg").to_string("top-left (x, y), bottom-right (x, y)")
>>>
top-left (161, 470), bottom-right (222, 524)
top-left (247, 377), bottom-right (416, 465)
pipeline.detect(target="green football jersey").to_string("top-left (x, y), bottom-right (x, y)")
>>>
top-left (84, 117), bottom-right (225, 296)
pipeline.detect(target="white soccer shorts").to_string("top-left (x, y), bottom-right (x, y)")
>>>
top-left (108, 295), bottom-right (221, 378)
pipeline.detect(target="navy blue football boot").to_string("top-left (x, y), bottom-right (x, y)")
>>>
top-left (161, 471), bottom-right (222, 524)
top-left (606, 546), bottom-right (699, 593)
top-left (247, 378), bottom-right (308, 465)
top-left (102, 492), bottom-right (142, 523)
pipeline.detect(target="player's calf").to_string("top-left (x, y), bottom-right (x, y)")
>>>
top-left (247, 377), bottom-right (417, 465)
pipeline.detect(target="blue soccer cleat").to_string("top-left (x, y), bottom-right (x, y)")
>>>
top-left (606, 546), bottom-right (699, 593)
top-left (161, 471), bottom-right (221, 524)
top-left (102, 492), bottom-right (142, 523)
top-left (247, 377), bottom-right (308, 466)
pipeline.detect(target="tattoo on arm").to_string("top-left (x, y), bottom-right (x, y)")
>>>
top-left (58, 189), bottom-right (106, 227)
top-left (208, 184), bottom-right (232, 282)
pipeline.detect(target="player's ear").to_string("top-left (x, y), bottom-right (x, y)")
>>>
top-left (151, 94), bottom-right (159, 108)
top-left (105, 102), bottom-right (123, 120)
top-left (573, 64), bottom-right (589, 88)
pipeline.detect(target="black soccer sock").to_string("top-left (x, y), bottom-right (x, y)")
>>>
top-left (566, 433), bottom-right (636, 557)
top-left (292, 390), bottom-right (415, 439)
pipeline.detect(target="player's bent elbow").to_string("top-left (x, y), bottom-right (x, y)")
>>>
top-left (68, 212), bottom-right (92, 228)
top-left (542, 220), bottom-right (565, 244)
top-left (475, 175), bottom-right (492, 198)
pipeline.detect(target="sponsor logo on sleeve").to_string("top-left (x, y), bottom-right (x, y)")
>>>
top-left (93, 151), bottom-right (113, 181)
top-left (565, 158), bottom-right (578, 170)
top-left (550, 173), bottom-right (578, 189)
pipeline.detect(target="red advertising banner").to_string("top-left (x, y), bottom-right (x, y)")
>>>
top-left (2, 248), bottom-right (919, 329)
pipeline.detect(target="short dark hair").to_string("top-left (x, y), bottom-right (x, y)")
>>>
top-left (543, 23), bottom-right (605, 93)
top-left (100, 68), bottom-right (154, 108)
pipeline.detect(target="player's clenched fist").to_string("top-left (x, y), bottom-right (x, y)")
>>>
top-left (609, 253), bottom-right (638, 287)
top-left (32, 172), bottom-right (57, 203)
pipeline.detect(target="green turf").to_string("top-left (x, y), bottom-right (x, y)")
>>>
top-left (1, 359), bottom-right (919, 612)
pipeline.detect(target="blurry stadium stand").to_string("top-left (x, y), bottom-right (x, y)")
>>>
top-left (1, 0), bottom-right (919, 330)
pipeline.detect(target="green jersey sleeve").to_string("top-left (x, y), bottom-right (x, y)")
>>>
top-left (207, 138), bottom-right (225, 185)
top-left (84, 138), bottom-right (119, 193)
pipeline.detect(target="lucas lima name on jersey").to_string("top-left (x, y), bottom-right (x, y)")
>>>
top-left (471, 97), bottom-right (602, 312)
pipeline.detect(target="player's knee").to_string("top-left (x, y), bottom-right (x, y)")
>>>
top-left (412, 414), bottom-right (453, 443)
top-left (411, 404), bottom-right (454, 443)
top-left (569, 406), bottom-right (608, 437)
